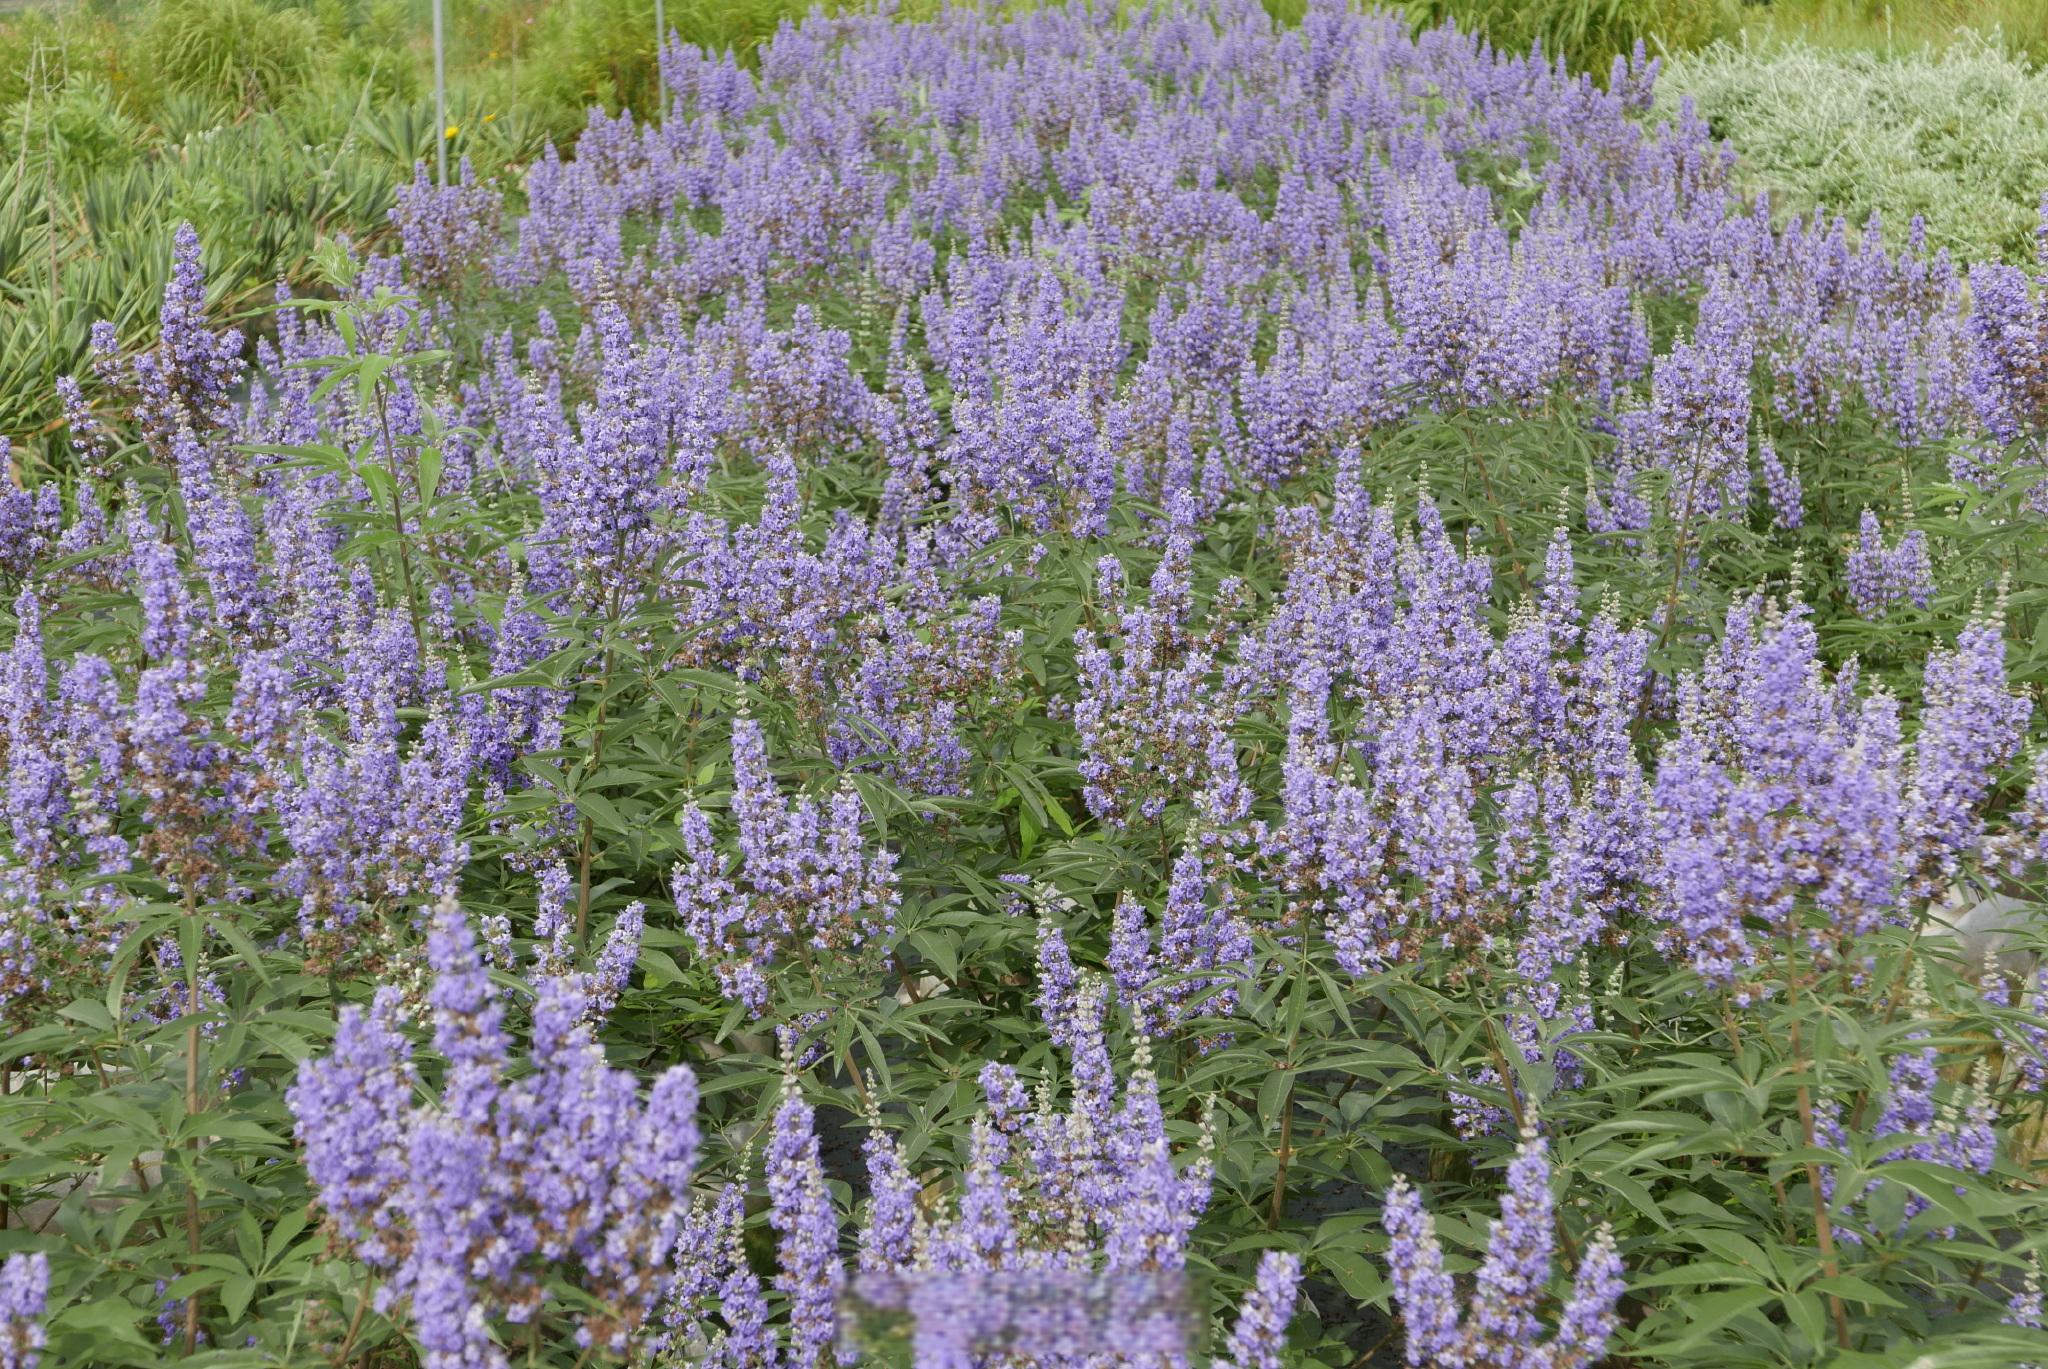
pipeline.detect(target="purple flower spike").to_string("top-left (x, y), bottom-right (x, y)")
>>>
top-left (289, 900), bottom-right (700, 1366)
top-left (1382, 1134), bottom-right (1625, 1369)
top-left (0, 1252), bottom-right (49, 1369)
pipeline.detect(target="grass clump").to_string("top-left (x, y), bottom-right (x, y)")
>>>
top-left (138, 0), bottom-right (322, 110)
top-left (1391, 0), bottom-right (1733, 66)
top-left (1732, 0), bottom-right (2048, 64)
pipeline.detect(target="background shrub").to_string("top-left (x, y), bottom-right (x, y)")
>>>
top-left (1660, 32), bottom-right (2048, 261)
top-left (139, 0), bottom-right (322, 111)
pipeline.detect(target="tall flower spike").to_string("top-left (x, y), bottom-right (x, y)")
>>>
top-left (289, 985), bottom-right (414, 1254)
top-left (3, 589), bottom-right (61, 873)
top-left (588, 900), bottom-right (645, 1020)
top-left (859, 1095), bottom-right (918, 1275)
top-left (1550, 1226), bottom-right (1626, 1369)
top-left (1846, 510), bottom-right (1933, 618)
top-left (1470, 1130), bottom-right (1558, 1356)
top-left (1108, 892), bottom-right (1159, 1033)
top-left (1908, 615), bottom-right (2028, 895)
top-left (1216, 1251), bottom-right (1301, 1369)
top-left (1381, 1176), bottom-right (1461, 1367)
top-left (105, 222), bottom-right (245, 448)
top-left (1035, 917), bottom-right (1081, 1048)
top-left (123, 500), bottom-right (191, 665)
top-left (0, 1251), bottom-right (48, 1369)
top-left (1758, 437), bottom-right (1802, 530)
top-left (767, 1078), bottom-right (844, 1369)
top-left (1380, 1134), bottom-right (1625, 1369)
top-left (673, 717), bottom-right (898, 1018)
top-left (2007, 1250), bottom-right (2042, 1335)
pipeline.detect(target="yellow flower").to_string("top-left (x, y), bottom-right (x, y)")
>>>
top-left (445, 124), bottom-right (460, 139)
top-left (483, 113), bottom-right (496, 123)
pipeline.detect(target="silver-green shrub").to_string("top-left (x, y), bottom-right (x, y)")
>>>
top-left (1659, 33), bottom-right (2048, 262)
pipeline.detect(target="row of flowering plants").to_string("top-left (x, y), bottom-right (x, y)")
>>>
top-left (4, 1), bottom-right (2048, 1365)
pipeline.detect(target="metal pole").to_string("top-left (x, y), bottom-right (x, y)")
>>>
top-left (654, 0), bottom-right (666, 116)
top-left (434, 0), bottom-right (448, 185)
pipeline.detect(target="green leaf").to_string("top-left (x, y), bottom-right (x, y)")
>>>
top-left (1779, 1288), bottom-right (1828, 1350)
top-left (1257, 1068), bottom-right (1294, 1132)
top-left (1629, 1261), bottom-right (1764, 1290)
top-left (221, 1272), bottom-right (257, 1324)
top-left (576, 789), bottom-right (630, 836)
top-left (908, 928), bottom-right (961, 982)
top-left (211, 915), bottom-right (274, 985)
top-left (1320, 1248), bottom-right (1387, 1305)
top-left (50, 1300), bottom-right (151, 1347)
top-left (417, 443), bottom-right (443, 507)
top-left (1809, 1274), bottom-right (1905, 1309)
top-left (1635, 1285), bottom-right (1777, 1354)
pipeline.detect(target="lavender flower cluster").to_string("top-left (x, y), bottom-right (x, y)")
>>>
top-left (672, 716), bottom-right (899, 1015)
top-left (1382, 1133), bottom-right (1624, 1369)
top-left (0, 1253), bottom-right (47, 1369)
top-left (1846, 509), bottom-right (1934, 618)
top-left (288, 901), bottom-right (700, 1368)
top-left (658, 976), bottom-right (1290, 1369)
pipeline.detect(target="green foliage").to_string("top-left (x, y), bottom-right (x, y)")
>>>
top-left (1659, 32), bottom-right (2048, 261)
top-left (0, 6), bottom-right (120, 111)
top-left (473, 0), bottom-right (670, 135)
top-left (1734, 0), bottom-right (2048, 64)
top-left (1, 72), bottom-right (140, 177)
top-left (138, 0), bottom-right (323, 112)
top-left (0, 81), bottom-right (410, 455)
top-left (1390, 0), bottom-right (1737, 65)
top-left (323, 34), bottom-right (426, 106)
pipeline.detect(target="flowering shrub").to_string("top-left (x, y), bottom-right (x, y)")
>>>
top-left (1, 3), bottom-right (2048, 1367)
top-left (288, 901), bottom-right (699, 1366)
top-left (671, 716), bottom-right (899, 1015)
top-left (1382, 1133), bottom-right (1624, 1369)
